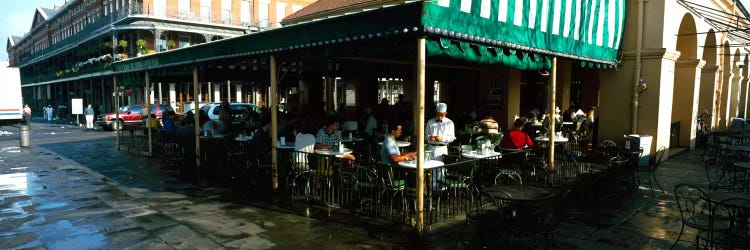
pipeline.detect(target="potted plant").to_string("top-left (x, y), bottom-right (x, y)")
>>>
top-left (136, 39), bottom-right (147, 49)
top-left (118, 40), bottom-right (128, 53)
top-left (166, 39), bottom-right (176, 49)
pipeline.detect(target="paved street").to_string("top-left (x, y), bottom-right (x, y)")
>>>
top-left (0, 121), bottom-right (707, 249)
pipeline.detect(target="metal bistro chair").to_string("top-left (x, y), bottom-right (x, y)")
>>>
top-left (286, 151), bottom-right (312, 197)
top-left (510, 189), bottom-right (573, 249)
top-left (672, 184), bottom-right (727, 249)
top-left (705, 157), bottom-right (739, 192)
top-left (634, 146), bottom-right (666, 197)
top-left (377, 163), bottom-right (407, 220)
top-left (696, 197), bottom-right (748, 250)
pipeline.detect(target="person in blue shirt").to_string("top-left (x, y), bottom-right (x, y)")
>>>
top-left (84, 104), bottom-right (95, 129)
top-left (161, 111), bottom-right (178, 135)
top-left (381, 124), bottom-right (416, 165)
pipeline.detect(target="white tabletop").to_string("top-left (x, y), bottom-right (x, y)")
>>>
top-left (276, 142), bottom-right (296, 149)
top-left (235, 136), bottom-right (252, 142)
top-left (461, 151), bottom-right (502, 159)
top-left (200, 135), bottom-right (225, 140)
top-left (314, 148), bottom-right (353, 156)
top-left (378, 141), bottom-right (412, 148)
top-left (342, 137), bottom-right (365, 142)
top-left (535, 136), bottom-right (569, 143)
top-left (397, 160), bottom-right (445, 169)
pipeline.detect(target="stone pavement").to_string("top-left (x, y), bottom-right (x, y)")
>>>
top-left (0, 122), bottom-right (712, 249)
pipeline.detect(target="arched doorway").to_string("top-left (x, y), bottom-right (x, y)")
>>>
top-left (672, 14), bottom-right (702, 149)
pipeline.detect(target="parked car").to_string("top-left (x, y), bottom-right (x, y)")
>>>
top-left (199, 103), bottom-right (261, 127)
top-left (96, 104), bottom-right (175, 130)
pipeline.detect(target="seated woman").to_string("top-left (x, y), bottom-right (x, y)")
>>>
top-left (499, 118), bottom-right (534, 150)
top-left (145, 114), bottom-right (160, 129)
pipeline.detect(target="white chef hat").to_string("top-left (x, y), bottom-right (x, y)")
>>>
top-left (436, 103), bottom-right (447, 113)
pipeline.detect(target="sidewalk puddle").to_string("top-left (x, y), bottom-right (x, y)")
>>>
top-left (34, 220), bottom-right (106, 249)
top-left (36, 201), bottom-right (69, 210)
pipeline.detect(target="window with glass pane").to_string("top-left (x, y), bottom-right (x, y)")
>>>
top-left (221, 0), bottom-right (231, 22)
top-left (241, 0), bottom-right (251, 24)
top-left (178, 0), bottom-right (190, 18)
top-left (433, 81), bottom-right (440, 102)
top-left (259, 0), bottom-right (269, 28)
top-left (345, 83), bottom-right (356, 106)
top-left (200, 0), bottom-right (210, 22)
top-left (179, 35), bottom-right (190, 48)
top-left (275, 2), bottom-right (287, 27)
top-left (377, 78), bottom-right (404, 105)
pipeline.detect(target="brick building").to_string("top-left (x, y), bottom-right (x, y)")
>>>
top-left (6, 0), bottom-right (314, 116)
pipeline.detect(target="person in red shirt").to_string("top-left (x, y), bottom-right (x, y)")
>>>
top-left (500, 118), bottom-right (534, 150)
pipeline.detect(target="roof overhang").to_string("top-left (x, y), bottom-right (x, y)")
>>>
top-left (115, 1), bottom-right (625, 73)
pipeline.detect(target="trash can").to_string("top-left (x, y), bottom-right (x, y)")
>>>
top-left (19, 125), bottom-right (30, 147)
top-left (624, 134), bottom-right (652, 166)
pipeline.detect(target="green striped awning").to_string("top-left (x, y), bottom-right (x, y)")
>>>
top-left (114, 1), bottom-right (624, 75)
top-left (423, 0), bottom-right (626, 69)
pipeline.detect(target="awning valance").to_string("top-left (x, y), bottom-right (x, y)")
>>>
top-left (114, 1), bottom-right (625, 74)
top-left (422, 0), bottom-right (626, 69)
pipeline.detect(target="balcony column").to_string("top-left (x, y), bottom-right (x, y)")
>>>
top-left (235, 84), bottom-right (242, 103)
top-left (169, 83), bottom-right (176, 111)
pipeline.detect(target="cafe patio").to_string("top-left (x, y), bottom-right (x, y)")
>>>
top-left (110, 0), bottom-right (626, 240)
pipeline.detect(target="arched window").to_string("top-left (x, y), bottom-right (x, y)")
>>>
top-left (344, 83), bottom-right (356, 106)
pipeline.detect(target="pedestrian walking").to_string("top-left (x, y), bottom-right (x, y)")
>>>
top-left (84, 104), bottom-right (95, 129)
top-left (45, 105), bottom-right (54, 122)
top-left (22, 104), bottom-right (31, 124)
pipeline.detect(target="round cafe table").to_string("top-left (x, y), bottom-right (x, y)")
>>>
top-left (482, 185), bottom-right (554, 202)
top-left (276, 142), bottom-right (296, 149)
top-left (534, 136), bottom-right (569, 143)
top-left (461, 150), bottom-right (502, 159)
top-left (378, 141), bottom-right (412, 148)
top-left (397, 159), bottom-right (444, 169)
top-left (705, 191), bottom-right (750, 208)
top-left (315, 148), bottom-right (353, 156)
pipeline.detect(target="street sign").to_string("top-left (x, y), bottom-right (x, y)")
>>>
top-left (71, 98), bottom-right (83, 115)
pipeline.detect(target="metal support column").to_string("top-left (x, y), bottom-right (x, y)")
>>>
top-left (415, 37), bottom-right (427, 234)
top-left (548, 57), bottom-right (557, 171)
top-left (145, 71), bottom-right (152, 156)
top-left (270, 55), bottom-right (279, 190)
top-left (193, 67), bottom-right (201, 175)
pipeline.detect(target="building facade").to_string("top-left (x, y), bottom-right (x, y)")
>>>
top-left (6, 0), bottom-right (314, 115)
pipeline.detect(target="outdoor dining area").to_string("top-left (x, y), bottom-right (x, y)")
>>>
top-left (111, 107), bottom-right (687, 248)
top-left (672, 129), bottom-right (750, 249)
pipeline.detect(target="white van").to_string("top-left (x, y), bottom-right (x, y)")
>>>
top-left (0, 61), bottom-right (23, 126)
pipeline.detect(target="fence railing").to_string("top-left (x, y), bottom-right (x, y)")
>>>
top-left (121, 131), bottom-right (639, 226)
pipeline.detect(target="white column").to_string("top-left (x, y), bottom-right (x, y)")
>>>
top-left (227, 81), bottom-right (232, 102)
top-left (213, 83), bottom-right (221, 102)
top-left (207, 82), bottom-right (212, 102)
top-left (169, 83), bottom-right (176, 111)
top-left (158, 82), bottom-right (163, 104)
top-left (236, 84), bottom-right (242, 102)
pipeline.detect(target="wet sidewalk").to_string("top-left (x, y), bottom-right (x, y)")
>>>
top-left (0, 123), bottom-right (709, 249)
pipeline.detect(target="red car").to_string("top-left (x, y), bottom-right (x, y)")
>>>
top-left (96, 104), bottom-right (175, 130)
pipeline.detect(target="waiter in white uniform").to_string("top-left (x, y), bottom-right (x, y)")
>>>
top-left (426, 103), bottom-right (455, 160)
top-left (426, 103), bottom-right (455, 190)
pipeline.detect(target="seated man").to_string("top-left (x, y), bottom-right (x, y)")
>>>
top-left (381, 124), bottom-right (416, 164)
top-left (316, 116), bottom-right (356, 161)
top-left (202, 119), bottom-right (226, 136)
top-left (479, 113), bottom-right (499, 135)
